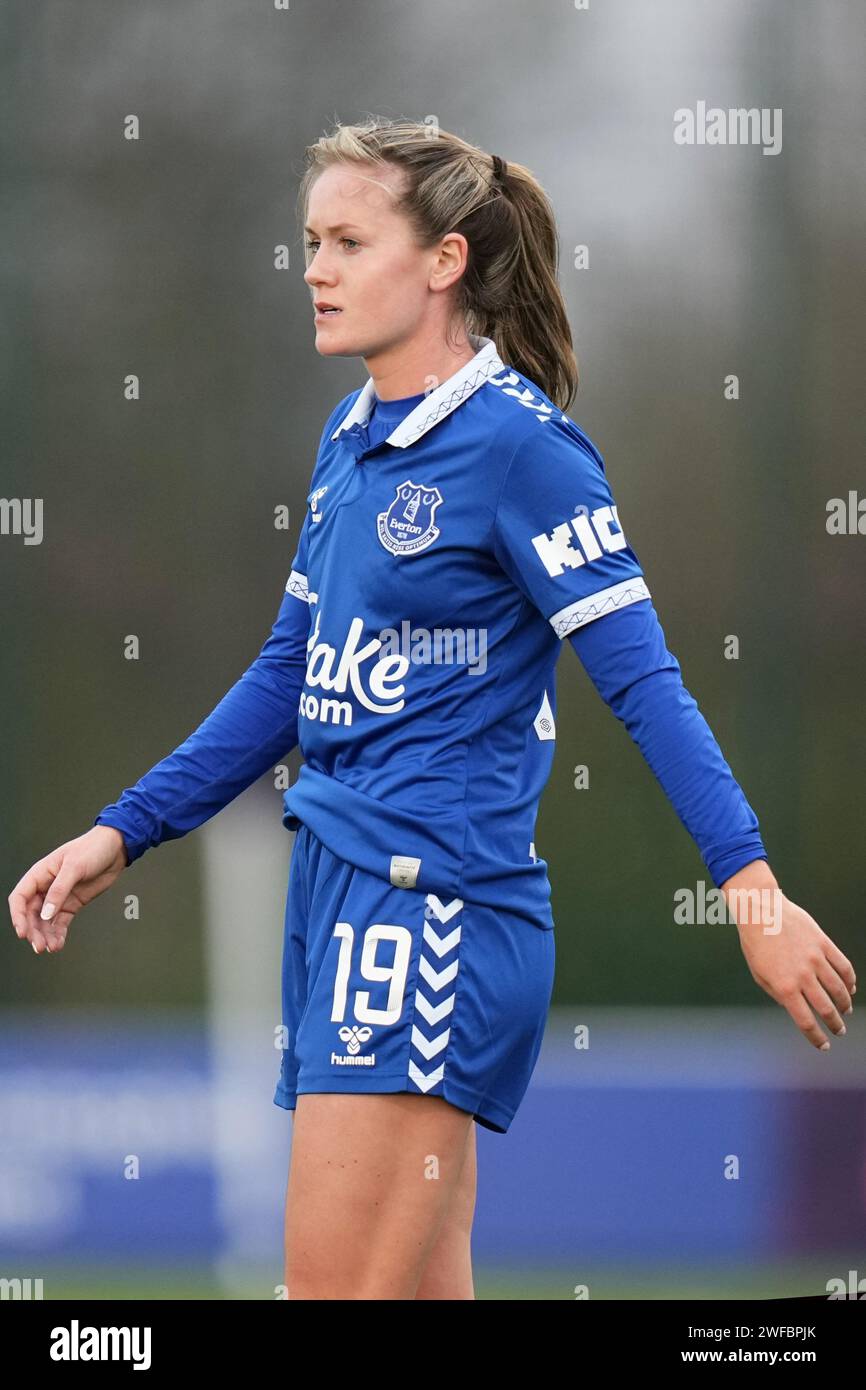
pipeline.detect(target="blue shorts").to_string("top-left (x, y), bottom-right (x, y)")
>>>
top-left (273, 824), bottom-right (555, 1134)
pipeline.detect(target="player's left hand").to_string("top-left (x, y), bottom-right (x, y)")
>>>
top-left (726, 875), bottom-right (856, 1051)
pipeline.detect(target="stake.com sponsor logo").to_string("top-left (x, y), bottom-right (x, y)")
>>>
top-left (299, 610), bottom-right (489, 727)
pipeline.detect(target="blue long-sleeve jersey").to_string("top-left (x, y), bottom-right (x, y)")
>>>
top-left (94, 336), bottom-right (767, 907)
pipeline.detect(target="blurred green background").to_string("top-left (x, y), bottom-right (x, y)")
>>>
top-left (4, 0), bottom-right (864, 1013)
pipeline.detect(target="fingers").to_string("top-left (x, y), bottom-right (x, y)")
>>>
top-left (40, 924), bottom-right (69, 953)
top-left (821, 938), bottom-right (857, 998)
top-left (9, 869), bottom-right (42, 935)
top-left (20, 905), bottom-right (66, 954)
top-left (32, 897), bottom-right (71, 953)
top-left (752, 906), bottom-right (858, 1051)
top-left (8, 853), bottom-right (75, 953)
top-left (782, 990), bottom-right (838, 1051)
top-left (35, 885), bottom-right (77, 952)
top-left (9, 859), bottom-right (58, 944)
top-left (36, 856), bottom-right (83, 935)
top-left (15, 901), bottom-right (58, 954)
top-left (781, 969), bottom-right (852, 1051)
top-left (816, 959), bottom-right (854, 1020)
top-left (802, 976), bottom-right (849, 1042)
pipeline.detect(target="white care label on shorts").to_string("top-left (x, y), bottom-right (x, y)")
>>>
top-left (390, 854), bottom-right (421, 889)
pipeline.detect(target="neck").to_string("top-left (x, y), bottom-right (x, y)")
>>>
top-left (364, 325), bottom-right (478, 401)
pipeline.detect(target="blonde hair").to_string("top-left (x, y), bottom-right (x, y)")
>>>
top-left (298, 116), bottom-right (578, 412)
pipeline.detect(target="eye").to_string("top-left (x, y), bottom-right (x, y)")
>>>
top-left (304, 237), bottom-right (360, 252)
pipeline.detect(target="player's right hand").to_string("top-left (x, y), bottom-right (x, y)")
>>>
top-left (7, 825), bottom-right (129, 955)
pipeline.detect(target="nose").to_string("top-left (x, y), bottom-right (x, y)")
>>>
top-left (303, 246), bottom-right (336, 289)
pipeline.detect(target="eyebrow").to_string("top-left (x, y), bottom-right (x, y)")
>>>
top-left (303, 222), bottom-right (365, 236)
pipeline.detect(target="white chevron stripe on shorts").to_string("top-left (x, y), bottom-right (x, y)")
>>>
top-left (408, 893), bottom-right (463, 1096)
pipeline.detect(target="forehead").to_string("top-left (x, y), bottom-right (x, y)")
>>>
top-left (305, 161), bottom-right (407, 232)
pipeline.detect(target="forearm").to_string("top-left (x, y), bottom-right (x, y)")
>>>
top-left (569, 600), bottom-right (768, 889)
top-left (94, 589), bottom-right (310, 864)
top-left (94, 665), bottom-right (303, 862)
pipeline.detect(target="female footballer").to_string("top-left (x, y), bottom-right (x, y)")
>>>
top-left (8, 117), bottom-right (856, 1300)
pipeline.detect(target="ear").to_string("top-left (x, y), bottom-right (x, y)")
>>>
top-left (430, 231), bottom-right (469, 293)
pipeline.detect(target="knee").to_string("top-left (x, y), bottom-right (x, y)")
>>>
top-left (286, 1243), bottom-right (421, 1300)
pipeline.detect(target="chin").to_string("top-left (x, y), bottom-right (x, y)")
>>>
top-left (314, 323), bottom-right (360, 353)
top-left (314, 332), bottom-right (377, 360)
top-left (314, 336), bottom-right (352, 357)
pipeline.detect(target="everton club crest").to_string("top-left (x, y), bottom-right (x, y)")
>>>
top-left (377, 479), bottom-right (443, 555)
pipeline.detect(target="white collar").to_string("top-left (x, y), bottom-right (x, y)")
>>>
top-left (331, 334), bottom-right (505, 449)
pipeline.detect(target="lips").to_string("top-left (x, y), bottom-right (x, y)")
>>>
top-left (315, 302), bottom-right (342, 315)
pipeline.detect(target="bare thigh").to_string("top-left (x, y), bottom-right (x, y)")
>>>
top-left (284, 1091), bottom-right (474, 1299)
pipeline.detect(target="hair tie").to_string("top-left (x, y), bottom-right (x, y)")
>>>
top-left (490, 154), bottom-right (508, 187)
